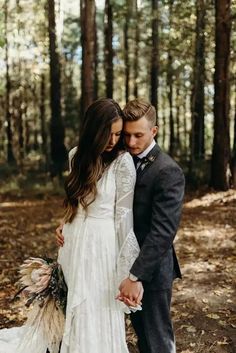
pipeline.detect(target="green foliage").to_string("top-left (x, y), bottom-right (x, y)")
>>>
top-left (0, 11), bottom-right (5, 48)
top-left (0, 0), bottom-right (236, 188)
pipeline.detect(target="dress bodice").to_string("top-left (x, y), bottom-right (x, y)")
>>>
top-left (75, 161), bottom-right (117, 220)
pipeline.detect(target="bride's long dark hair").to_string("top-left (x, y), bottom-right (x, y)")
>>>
top-left (64, 98), bottom-right (124, 223)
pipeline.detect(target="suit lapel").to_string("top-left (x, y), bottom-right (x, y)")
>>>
top-left (136, 144), bottom-right (161, 180)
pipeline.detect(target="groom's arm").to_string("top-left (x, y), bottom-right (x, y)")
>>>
top-left (130, 165), bottom-right (185, 282)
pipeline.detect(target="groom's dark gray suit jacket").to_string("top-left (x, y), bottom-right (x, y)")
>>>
top-left (131, 143), bottom-right (185, 291)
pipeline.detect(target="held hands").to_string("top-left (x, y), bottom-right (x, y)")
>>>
top-left (116, 278), bottom-right (144, 309)
top-left (55, 222), bottom-right (65, 247)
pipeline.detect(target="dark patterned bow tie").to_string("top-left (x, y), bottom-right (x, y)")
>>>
top-left (132, 155), bottom-right (142, 168)
top-left (133, 155), bottom-right (149, 169)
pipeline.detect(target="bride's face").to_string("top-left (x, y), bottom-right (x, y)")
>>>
top-left (104, 118), bottom-right (123, 152)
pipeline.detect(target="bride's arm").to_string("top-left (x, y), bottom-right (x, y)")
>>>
top-left (114, 152), bottom-right (143, 306)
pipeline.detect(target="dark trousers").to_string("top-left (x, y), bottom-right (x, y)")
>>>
top-left (131, 288), bottom-right (176, 353)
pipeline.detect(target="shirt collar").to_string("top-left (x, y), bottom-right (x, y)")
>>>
top-left (137, 140), bottom-right (156, 159)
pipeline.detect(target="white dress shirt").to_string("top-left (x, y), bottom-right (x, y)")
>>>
top-left (135, 140), bottom-right (156, 170)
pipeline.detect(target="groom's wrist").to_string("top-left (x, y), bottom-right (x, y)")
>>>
top-left (129, 272), bottom-right (139, 282)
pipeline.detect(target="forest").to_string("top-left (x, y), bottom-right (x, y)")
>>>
top-left (0, 1), bottom-right (236, 353)
top-left (0, 0), bottom-right (235, 189)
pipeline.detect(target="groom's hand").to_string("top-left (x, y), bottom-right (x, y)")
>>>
top-left (55, 222), bottom-right (64, 247)
top-left (117, 278), bottom-right (144, 305)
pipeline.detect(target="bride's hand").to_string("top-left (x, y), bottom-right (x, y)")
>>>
top-left (117, 278), bottom-right (144, 304)
top-left (116, 278), bottom-right (144, 307)
top-left (55, 222), bottom-right (65, 247)
top-left (116, 293), bottom-right (137, 307)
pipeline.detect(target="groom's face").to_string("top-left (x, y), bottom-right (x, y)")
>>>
top-left (124, 116), bottom-right (157, 155)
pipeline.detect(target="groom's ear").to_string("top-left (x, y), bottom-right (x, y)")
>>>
top-left (152, 126), bottom-right (158, 137)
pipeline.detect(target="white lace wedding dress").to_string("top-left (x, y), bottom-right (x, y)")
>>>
top-left (0, 151), bottom-right (140, 353)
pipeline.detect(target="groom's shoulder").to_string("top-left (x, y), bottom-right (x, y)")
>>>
top-left (154, 147), bottom-right (183, 175)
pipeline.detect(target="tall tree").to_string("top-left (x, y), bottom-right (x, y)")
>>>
top-left (4, 0), bottom-right (15, 164)
top-left (80, 0), bottom-right (96, 117)
top-left (47, 0), bottom-right (67, 177)
top-left (124, 0), bottom-right (131, 102)
top-left (211, 0), bottom-right (231, 190)
top-left (16, 0), bottom-right (24, 165)
top-left (232, 83), bottom-right (236, 187)
top-left (94, 4), bottom-right (98, 100)
top-left (191, 0), bottom-right (206, 161)
top-left (40, 73), bottom-right (48, 171)
top-left (150, 0), bottom-right (159, 118)
top-left (133, 0), bottom-right (139, 98)
top-left (175, 84), bottom-right (181, 149)
top-left (167, 0), bottom-right (174, 156)
top-left (184, 90), bottom-right (189, 158)
top-left (104, 0), bottom-right (113, 98)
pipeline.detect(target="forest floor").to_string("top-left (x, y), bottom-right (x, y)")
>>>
top-left (0, 188), bottom-right (235, 353)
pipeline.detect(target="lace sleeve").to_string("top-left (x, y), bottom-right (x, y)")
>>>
top-left (115, 152), bottom-right (140, 284)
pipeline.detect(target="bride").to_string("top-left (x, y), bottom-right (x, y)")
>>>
top-left (0, 98), bottom-right (143, 353)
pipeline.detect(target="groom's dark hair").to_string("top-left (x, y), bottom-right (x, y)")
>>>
top-left (123, 98), bottom-right (158, 127)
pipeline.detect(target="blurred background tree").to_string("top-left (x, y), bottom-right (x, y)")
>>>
top-left (0, 0), bottom-right (235, 190)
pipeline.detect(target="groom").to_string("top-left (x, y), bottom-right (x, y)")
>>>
top-left (118, 98), bottom-right (185, 353)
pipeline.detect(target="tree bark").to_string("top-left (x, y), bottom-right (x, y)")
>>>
top-left (16, 0), bottom-right (24, 166)
top-left (4, 0), bottom-right (15, 164)
top-left (150, 0), bottom-right (159, 119)
top-left (133, 0), bottom-right (139, 98)
top-left (104, 0), bottom-right (113, 98)
top-left (210, 0), bottom-right (231, 190)
top-left (184, 90), bottom-right (189, 159)
top-left (167, 0), bottom-right (174, 157)
top-left (176, 84), bottom-right (180, 150)
top-left (231, 82), bottom-right (236, 187)
top-left (161, 91), bottom-right (166, 149)
top-left (94, 4), bottom-right (98, 100)
top-left (80, 0), bottom-right (96, 117)
top-left (124, 1), bottom-right (130, 103)
top-left (191, 0), bottom-right (206, 161)
top-left (47, 0), bottom-right (67, 177)
top-left (40, 74), bottom-right (49, 171)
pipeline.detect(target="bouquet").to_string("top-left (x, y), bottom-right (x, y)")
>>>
top-left (16, 257), bottom-right (67, 353)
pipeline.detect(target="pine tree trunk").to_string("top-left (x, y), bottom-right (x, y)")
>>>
top-left (104, 0), bottom-right (113, 98)
top-left (25, 120), bottom-right (30, 154)
top-left (167, 53), bottom-right (174, 156)
top-left (80, 0), bottom-right (96, 117)
top-left (161, 91), bottom-right (166, 149)
top-left (4, 0), bottom-right (15, 164)
top-left (191, 0), bottom-right (206, 161)
top-left (94, 5), bottom-right (98, 100)
top-left (184, 92), bottom-right (189, 159)
top-left (18, 90), bottom-right (24, 160)
top-left (167, 0), bottom-right (174, 157)
top-left (231, 83), bottom-right (236, 187)
top-left (150, 0), bottom-right (159, 117)
top-left (210, 0), bottom-right (231, 190)
top-left (47, 0), bottom-right (67, 178)
top-left (124, 2), bottom-right (130, 103)
top-left (176, 84), bottom-right (180, 151)
top-left (133, 0), bottom-right (139, 98)
top-left (16, 0), bottom-right (24, 166)
top-left (40, 74), bottom-right (49, 171)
